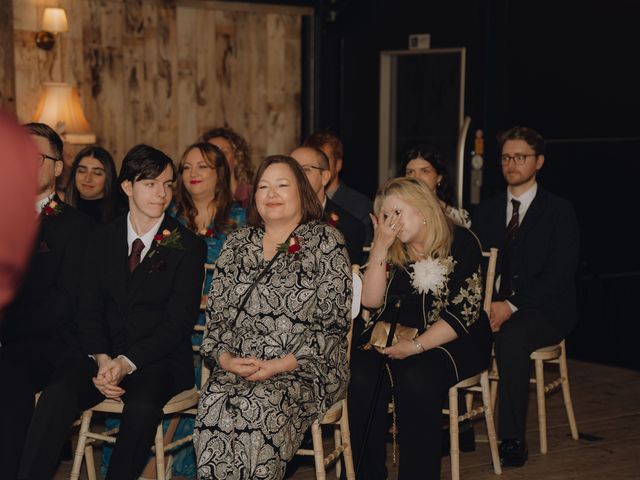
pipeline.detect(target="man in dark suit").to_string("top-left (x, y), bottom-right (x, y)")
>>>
top-left (291, 146), bottom-right (365, 264)
top-left (0, 123), bottom-right (94, 479)
top-left (303, 131), bottom-right (373, 245)
top-left (17, 144), bottom-right (206, 479)
top-left (472, 126), bottom-right (580, 467)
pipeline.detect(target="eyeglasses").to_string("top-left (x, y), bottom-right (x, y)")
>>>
top-left (301, 165), bottom-right (325, 174)
top-left (500, 154), bottom-right (537, 165)
top-left (39, 153), bottom-right (60, 164)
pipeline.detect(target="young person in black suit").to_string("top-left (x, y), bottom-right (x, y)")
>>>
top-left (0, 123), bottom-right (94, 479)
top-left (291, 146), bottom-right (365, 265)
top-left (472, 126), bottom-right (580, 467)
top-left (16, 144), bottom-right (206, 480)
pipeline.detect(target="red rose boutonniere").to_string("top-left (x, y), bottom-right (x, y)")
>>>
top-left (199, 227), bottom-right (216, 238)
top-left (42, 199), bottom-right (62, 217)
top-left (327, 211), bottom-right (340, 227)
top-left (149, 228), bottom-right (183, 258)
top-left (277, 236), bottom-right (302, 255)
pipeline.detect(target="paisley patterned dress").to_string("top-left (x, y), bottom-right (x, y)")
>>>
top-left (195, 221), bottom-right (352, 480)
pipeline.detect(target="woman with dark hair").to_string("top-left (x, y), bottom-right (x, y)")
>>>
top-left (65, 145), bottom-right (123, 223)
top-left (200, 126), bottom-right (254, 208)
top-left (194, 155), bottom-right (352, 480)
top-left (403, 144), bottom-right (471, 228)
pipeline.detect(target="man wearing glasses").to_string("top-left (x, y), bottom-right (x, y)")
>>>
top-left (472, 126), bottom-right (580, 468)
top-left (291, 146), bottom-right (365, 264)
top-left (0, 123), bottom-right (93, 478)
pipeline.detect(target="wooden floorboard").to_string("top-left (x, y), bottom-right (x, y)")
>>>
top-left (52, 359), bottom-right (640, 479)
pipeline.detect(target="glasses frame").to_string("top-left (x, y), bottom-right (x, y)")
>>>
top-left (39, 153), bottom-right (61, 164)
top-left (500, 153), bottom-right (538, 166)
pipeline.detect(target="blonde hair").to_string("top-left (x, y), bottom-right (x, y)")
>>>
top-left (374, 177), bottom-right (453, 267)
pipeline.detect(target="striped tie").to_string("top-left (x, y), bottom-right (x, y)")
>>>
top-left (499, 199), bottom-right (520, 298)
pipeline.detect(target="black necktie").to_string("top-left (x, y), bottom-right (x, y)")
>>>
top-left (499, 199), bottom-right (520, 298)
top-left (128, 238), bottom-right (145, 272)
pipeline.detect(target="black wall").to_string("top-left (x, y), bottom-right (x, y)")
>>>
top-left (313, 0), bottom-right (640, 369)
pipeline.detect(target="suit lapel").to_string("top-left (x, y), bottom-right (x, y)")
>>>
top-left (518, 187), bottom-right (546, 237)
top-left (126, 216), bottom-right (177, 301)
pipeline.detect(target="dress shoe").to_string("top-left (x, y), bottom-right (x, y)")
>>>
top-left (499, 438), bottom-right (528, 467)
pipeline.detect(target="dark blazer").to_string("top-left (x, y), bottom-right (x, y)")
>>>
top-left (472, 186), bottom-right (580, 337)
top-left (330, 183), bottom-right (374, 245)
top-left (78, 214), bottom-right (206, 390)
top-left (325, 197), bottom-right (365, 265)
top-left (1, 196), bottom-right (93, 350)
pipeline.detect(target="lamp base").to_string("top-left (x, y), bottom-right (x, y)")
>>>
top-left (35, 31), bottom-right (55, 51)
top-left (63, 133), bottom-right (96, 145)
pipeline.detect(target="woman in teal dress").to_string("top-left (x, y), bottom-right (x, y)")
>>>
top-left (101, 142), bottom-right (245, 479)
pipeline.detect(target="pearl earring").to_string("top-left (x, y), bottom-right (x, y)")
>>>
top-left (423, 218), bottom-right (427, 225)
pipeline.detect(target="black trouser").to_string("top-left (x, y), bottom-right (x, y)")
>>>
top-left (348, 347), bottom-right (457, 480)
top-left (0, 338), bottom-right (78, 480)
top-left (16, 357), bottom-right (181, 480)
top-left (493, 309), bottom-right (563, 441)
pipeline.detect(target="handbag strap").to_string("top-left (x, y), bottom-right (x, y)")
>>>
top-left (236, 248), bottom-right (283, 315)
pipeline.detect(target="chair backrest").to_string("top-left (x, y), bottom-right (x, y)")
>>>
top-left (482, 248), bottom-right (498, 316)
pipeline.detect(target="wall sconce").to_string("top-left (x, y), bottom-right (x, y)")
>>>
top-left (35, 7), bottom-right (68, 51)
top-left (33, 82), bottom-right (96, 144)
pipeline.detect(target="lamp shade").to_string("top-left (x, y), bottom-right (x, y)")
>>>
top-left (33, 82), bottom-right (96, 144)
top-left (42, 7), bottom-right (68, 33)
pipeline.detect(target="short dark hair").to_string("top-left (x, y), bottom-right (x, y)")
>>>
top-left (403, 144), bottom-right (457, 207)
top-left (246, 155), bottom-right (323, 228)
top-left (23, 122), bottom-right (63, 160)
top-left (118, 144), bottom-right (175, 184)
top-left (303, 129), bottom-right (343, 161)
top-left (499, 126), bottom-right (545, 156)
top-left (66, 145), bottom-right (121, 222)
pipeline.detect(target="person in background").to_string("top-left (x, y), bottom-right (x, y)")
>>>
top-left (194, 155), bottom-right (352, 480)
top-left (0, 123), bottom-right (93, 479)
top-left (160, 141), bottom-right (245, 478)
top-left (403, 144), bottom-right (471, 228)
top-left (348, 177), bottom-right (492, 480)
top-left (304, 130), bottom-right (373, 245)
top-left (290, 146), bottom-right (365, 265)
top-left (472, 126), bottom-right (580, 468)
top-left (200, 127), bottom-right (254, 208)
top-left (65, 145), bottom-right (125, 223)
top-left (0, 110), bottom-right (39, 314)
top-left (17, 144), bottom-right (205, 480)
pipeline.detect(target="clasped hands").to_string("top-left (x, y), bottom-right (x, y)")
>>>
top-left (92, 354), bottom-right (132, 401)
top-left (218, 352), bottom-right (296, 382)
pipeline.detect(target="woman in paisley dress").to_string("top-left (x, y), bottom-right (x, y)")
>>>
top-left (348, 177), bottom-right (492, 479)
top-left (403, 144), bottom-right (472, 228)
top-left (195, 155), bottom-right (352, 480)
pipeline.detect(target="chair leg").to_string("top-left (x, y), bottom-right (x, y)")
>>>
top-left (154, 423), bottom-right (166, 480)
top-left (480, 371), bottom-right (502, 475)
top-left (70, 410), bottom-right (93, 480)
top-left (334, 427), bottom-right (342, 479)
top-left (534, 358), bottom-right (548, 454)
top-left (85, 444), bottom-right (97, 480)
top-left (311, 421), bottom-right (327, 480)
top-left (559, 345), bottom-right (579, 440)
top-left (489, 355), bottom-right (499, 411)
top-left (340, 400), bottom-right (356, 480)
top-left (449, 386), bottom-right (460, 480)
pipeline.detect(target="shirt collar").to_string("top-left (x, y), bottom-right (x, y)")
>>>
top-left (126, 213), bottom-right (165, 259)
top-left (36, 192), bottom-right (55, 214)
top-left (507, 182), bottom-right (537, 224)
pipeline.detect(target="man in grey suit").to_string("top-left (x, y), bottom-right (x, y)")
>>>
top-left (472, 126), bottom-right (580, 468)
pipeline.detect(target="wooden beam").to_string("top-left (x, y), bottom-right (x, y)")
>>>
top-left (0, 0), bottom-right (16, 113)
top-left (177, 0), bottom-right (313, 16)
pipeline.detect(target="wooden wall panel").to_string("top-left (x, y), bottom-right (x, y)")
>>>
top-left (0, 0), bottom-right (16, 112)
top-left (10, 0), bottom-right (305, 170)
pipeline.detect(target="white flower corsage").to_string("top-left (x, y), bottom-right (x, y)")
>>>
top-left (410, 257), bottom-right (448, 295)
